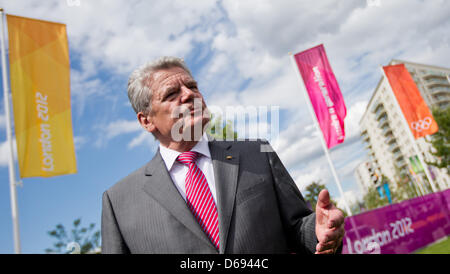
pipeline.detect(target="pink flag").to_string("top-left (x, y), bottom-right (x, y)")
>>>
top-left (294, 44), bottom-right (347, 149)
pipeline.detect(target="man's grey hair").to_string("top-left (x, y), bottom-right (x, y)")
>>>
top-left (127, 56), bottom-right (192, 115)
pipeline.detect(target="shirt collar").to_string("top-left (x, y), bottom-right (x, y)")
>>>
top-left (159, 133), bottom-right (211, 171)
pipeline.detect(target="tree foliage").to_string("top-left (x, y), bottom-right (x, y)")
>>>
top-left (393, 175), bottom-right (420, 202)
top-left (206, 115), bottom-right (238, 140)
top-left (362, 187), bottom-right (390, 210)
top-left (45, 218), bottom-right (100, 254)
top-left (304, 181), bottom-right (326, 211)
top-left (427, 107), bottom-right (450, 169)
top-left (303, 181), bottom-right (340, 213)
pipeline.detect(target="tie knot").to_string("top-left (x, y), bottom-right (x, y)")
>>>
top-left (177, 151), bottom-right (199, 165)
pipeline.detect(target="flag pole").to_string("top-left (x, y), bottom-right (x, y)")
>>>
top-left (289, 53), bottom-right (352, 216)
top-left (0, 8), bottom-right (21, 254)
top-left (380, 67), bottom-right (438, 193)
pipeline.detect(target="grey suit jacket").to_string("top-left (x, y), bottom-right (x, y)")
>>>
top-left (101, 139), bottom-right (318, 254)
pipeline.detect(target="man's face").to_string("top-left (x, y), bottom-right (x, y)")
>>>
top-left (146, 66), bottom-right (209, 142)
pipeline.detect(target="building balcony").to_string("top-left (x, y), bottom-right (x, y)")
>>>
top-left (362, 134), bottom-right (370, 142)
top-left (382, 126), bottom-right (393, 136)
top-left (375, 106), bottom-right (386, 120)
top-left (369, 157), bottom-right (378, 167)
top-left (378, 116), bottom-right (389, 128)
top-left (434, 95), bottom-right (450, 104)
top-left (395, 158), bottom-right (408, 169)
top-left (371, 101), bottom-right (384, 114)
top-left (388, 141), bottom-right (399, 152)
top-left (393, 150), bottom-right (403, 160)
top-left (385, 134), bottom-right (396, 145)
top-left (422, 71), bottom-right (448, 79)
top-left (429, 86), bottom-right (450, 94)
top-left (360, 129), bottom-right (369, 141)
top-left (426, 78), bottom-right (450, 87)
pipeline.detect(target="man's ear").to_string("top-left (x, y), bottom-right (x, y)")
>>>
top-left (137, 111), bottom-right (156, 133)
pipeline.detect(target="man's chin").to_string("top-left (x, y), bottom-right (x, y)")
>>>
top-left (169, 116), bottom-right (210, 142)
top-left (181, 122), bottom-right (205, 141)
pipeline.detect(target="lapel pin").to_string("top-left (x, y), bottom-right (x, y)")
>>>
top-left (226, 156), bottom-right (233, 160)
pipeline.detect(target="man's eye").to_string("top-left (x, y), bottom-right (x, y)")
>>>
top-left (165, 92), bottom-right (176, 100)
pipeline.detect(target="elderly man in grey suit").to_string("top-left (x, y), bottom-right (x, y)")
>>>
top-left (101, 56), bottom-right (345, 254)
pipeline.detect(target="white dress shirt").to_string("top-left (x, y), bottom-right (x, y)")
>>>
top-left (159, 133), bottom-right (218, 204)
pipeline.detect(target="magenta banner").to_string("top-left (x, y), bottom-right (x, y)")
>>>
top-left (343, 189), bottom-right (450, 254)
top-left (294, 44), bottom-right (346, 149)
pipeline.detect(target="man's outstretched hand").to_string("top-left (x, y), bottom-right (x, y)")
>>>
top-left (315, 189), bottom-right (345, 254)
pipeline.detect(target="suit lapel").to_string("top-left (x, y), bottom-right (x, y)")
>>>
top-left (141, 149), bottom-right (215, 249)
top-left (209, 140), bottom-right (239, 254)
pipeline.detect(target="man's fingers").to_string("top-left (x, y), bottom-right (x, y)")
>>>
top-left (316, 240), bottom-right (337, 252)
top-left (317, 230), bottom-right (345, 252)
top-left (327, 208), bottom-right (345, 228)
top-left (317, 225), bottom-right (345, 244)
top-left (315, 188), bottom-right (346, 255)
top-left (315, 248), bottom-right (335, 255)
top-left (316, 189), bottom-right (331, 209)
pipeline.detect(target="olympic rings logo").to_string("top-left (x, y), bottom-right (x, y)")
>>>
top-left (411, 117), bottom-right (432, 132)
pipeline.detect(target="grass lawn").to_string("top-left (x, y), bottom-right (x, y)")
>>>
top-left (414, 237), bottom-right (450, 254)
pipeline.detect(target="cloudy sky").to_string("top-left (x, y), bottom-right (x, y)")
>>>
top-left (0, 0), bottom-right (449, 253)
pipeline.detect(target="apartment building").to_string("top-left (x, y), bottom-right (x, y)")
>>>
top-left (357, 60), bottom-right (450, 196)
top-left (355, 161), bottom-right (380, 195)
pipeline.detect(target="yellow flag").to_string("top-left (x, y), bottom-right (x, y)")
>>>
top-left (7, 14), bottom-right (77, 178)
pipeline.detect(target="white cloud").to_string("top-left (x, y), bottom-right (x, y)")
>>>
top-left (127, 131), bottom-right (155, 149)
top-left (95, 119), bottom-right (142, 148)
top-left (95, 119), bottom-right (159, 150)
top-left (221, 0), bottom-right (364, 58)
top-left (336, 190), bottom-right (363, 213)
top-left (292, 166), bottom-right (326, 192)
top-left (1, 0), bottom-right (222, 116)
top-left (3, 0), bottom-right (447, 117)
top-left (102, 119), bottom-right (141, 139)
top-left (203, 0), bottom-right (450, 104)
top-left (1, 0), bottom-right (449, 203)
top-left (344, 101), bottom-right (368, 140)
top-left (0, 139), bottom-right (17, 167)
top-left (70, 68), bottom-right (109, 118)
top-left (206, 0), bottom-right (450, 204)
top-left (74, 136), bottom-right (87, 151)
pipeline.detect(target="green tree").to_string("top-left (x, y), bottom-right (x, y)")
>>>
top-left (206, 115), bottom-right (238, 140)
top-left (350, 201), bottom-right (365, 215)
top-left (45, 218), bottom-right (100, 254)
top-left (362, 187), bottom-right (390, 210)
top-left (392, 168), bottom-right (420, 201)
top-left (426, 107), bottom-right (450, 169)
top-left (303, 181), bottom-right (341, 213)
top-left (304, 181), bottom-right (326, 211)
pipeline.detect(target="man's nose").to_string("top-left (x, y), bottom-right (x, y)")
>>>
top-left (180, 86), bottom-right (196, 102)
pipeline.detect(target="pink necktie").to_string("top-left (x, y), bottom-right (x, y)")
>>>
top-left (177, 151), bottom-right (220, 251)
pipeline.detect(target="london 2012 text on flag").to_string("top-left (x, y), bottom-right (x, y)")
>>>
top-left (293, 44), bottom-right (347, 149)
top-left (7, 14), bottom-right (77, 178)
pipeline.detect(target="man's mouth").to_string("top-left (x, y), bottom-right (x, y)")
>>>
top-left (190, 109), bottom-right (203, 115)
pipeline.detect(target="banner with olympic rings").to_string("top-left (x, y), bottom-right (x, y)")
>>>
top-left (383, 64), bottom-right (438, 139)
